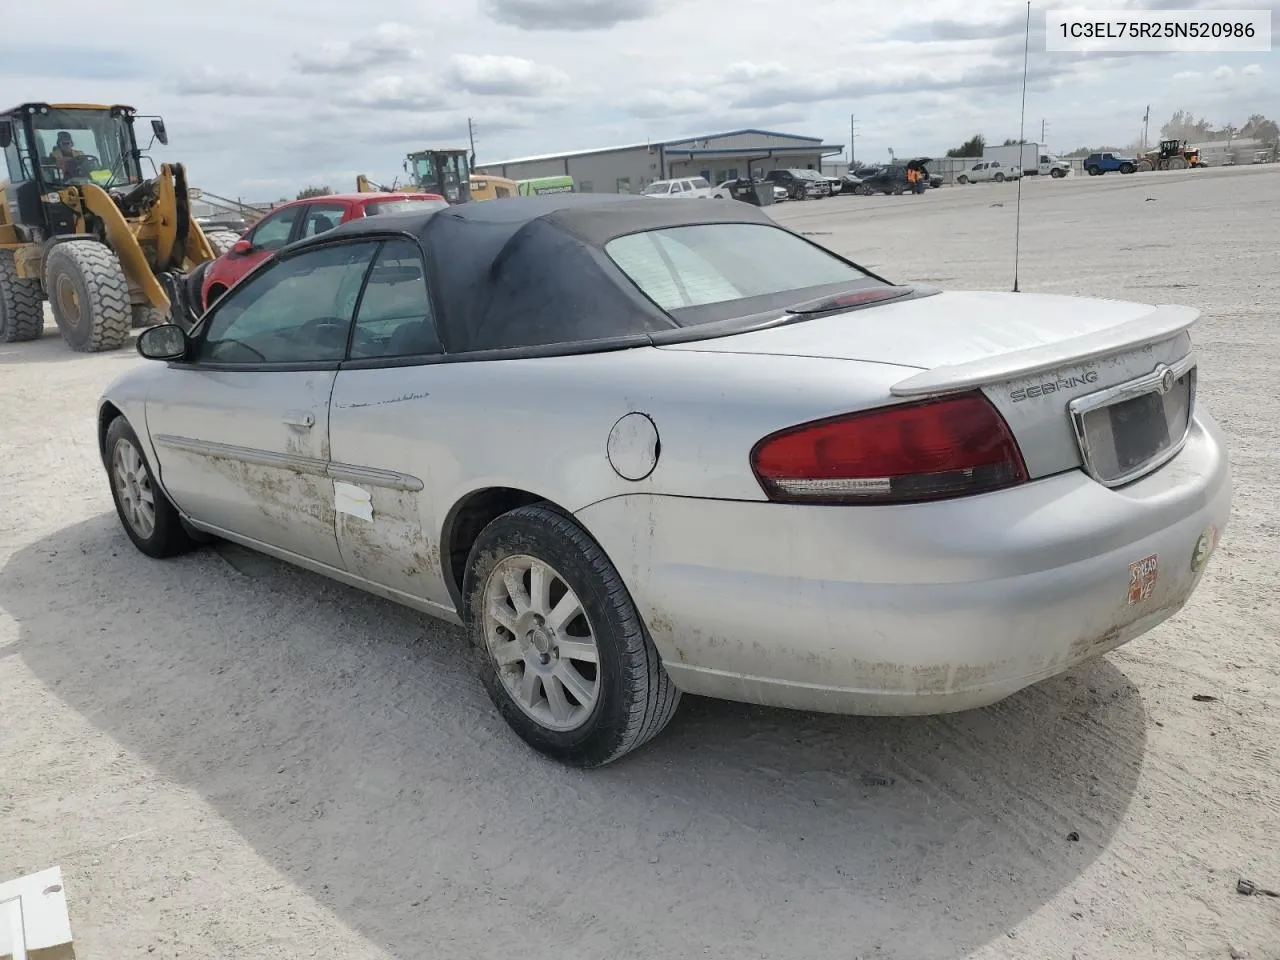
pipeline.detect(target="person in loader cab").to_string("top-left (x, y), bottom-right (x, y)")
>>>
top-left (49, 132), bottom-right (84, 177)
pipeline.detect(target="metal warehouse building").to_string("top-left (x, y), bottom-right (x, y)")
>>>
top-left (474, 128), bottom-right (846, 194)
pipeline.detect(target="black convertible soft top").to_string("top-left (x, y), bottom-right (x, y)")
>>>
top-left (296, 194), bottom-right (862, 354)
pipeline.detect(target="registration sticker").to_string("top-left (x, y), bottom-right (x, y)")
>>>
top-left (1128, 554), bottom-right (1159, 604)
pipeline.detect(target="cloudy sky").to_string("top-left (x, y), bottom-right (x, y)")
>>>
top-left (3, 0), bottom-right (1275, 198)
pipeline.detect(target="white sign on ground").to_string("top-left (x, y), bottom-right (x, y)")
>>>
top-left (0, 866), bottom-right (76, 960)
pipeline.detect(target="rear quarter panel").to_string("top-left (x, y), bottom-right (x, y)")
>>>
top-left (329, 346), bottom-right (918, 517)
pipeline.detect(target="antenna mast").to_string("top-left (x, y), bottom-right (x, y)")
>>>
top-left (1012, 0), bottom-right (1031, 293)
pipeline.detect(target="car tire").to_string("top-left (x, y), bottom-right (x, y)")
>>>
top-left (43, 240), bottom-right (131, 352)
top-left (994, 172), bottom-right (1005, 182)
top-left (1086, 166), bottom-right (1099, 176)
top-left (0, 249), bottom-right (45, 343)
top-left (463, 503), bottom-right (681, 768)
top-left (857, 183), bottom-right (873, 195)
top-left (956, 175), bottom-right (968, 185)
top-left (1120, 163), bottom-right (1135, 174)
top-left (104, 415), bottom-right (198, 559)
top-left (1050, 167), bottom-right (1065, 178)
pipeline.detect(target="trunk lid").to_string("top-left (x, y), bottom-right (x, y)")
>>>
top-left (660, 290), bottom-right (1199, 484)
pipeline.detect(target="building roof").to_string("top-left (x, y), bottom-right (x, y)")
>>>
top-left (477, 128), bottom-right (832, 168)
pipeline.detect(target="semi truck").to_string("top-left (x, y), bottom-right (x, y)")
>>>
top-left (982, 143), bottom-right (1071, 178)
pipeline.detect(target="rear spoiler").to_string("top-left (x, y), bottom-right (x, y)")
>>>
top-left (889, 304), bottom-right (1200, 398)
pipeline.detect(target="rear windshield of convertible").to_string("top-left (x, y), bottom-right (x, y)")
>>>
top-left (604, 223), bottom-right (876, 323)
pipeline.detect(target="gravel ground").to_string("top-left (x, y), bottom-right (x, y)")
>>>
top-left (2, 165), bottom-right (1278, 960)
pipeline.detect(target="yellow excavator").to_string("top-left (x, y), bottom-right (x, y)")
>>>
top-left (0, 101), bottom-right (240, 352)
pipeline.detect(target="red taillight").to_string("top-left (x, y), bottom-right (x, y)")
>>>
top-left (750, 391), bottom-right (1029, 505)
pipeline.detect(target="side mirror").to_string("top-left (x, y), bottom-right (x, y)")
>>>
top-left (0, 120), bottom-right (12, 150)
top-left (136, 323), bottom-right (189, 361)
top-left (151, 119), bottom-right (169, 146)
top-left (231, 238), bottom-right (253, 255)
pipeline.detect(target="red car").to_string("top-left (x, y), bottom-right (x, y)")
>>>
top-left (198, 191), bottom-right (448, 311)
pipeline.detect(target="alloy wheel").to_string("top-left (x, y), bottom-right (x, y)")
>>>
top-left (482, 554), bottom-right (601, 732)
top-left (112, 438), bottom-right (156, 539)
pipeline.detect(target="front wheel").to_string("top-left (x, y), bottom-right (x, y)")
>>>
top-left (1120, 163), bottom-right (1136, 174)
top-left (1050, 167), bottom-right (1065, 178)
top-left (956, 175), bottom-right (968, 185)
top-left (464, 504), bottom-right (681, 767)
top-left (43, 241), bottom-right (131, 352)
top-left (104, 416), bottom-right (198, 559)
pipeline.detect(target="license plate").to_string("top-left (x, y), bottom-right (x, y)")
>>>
top-left (1109, 391), bottom-right (1172, 472)
top-left (1070, 361), bottom-right (1195, 487)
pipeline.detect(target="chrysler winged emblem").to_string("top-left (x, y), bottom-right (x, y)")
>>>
top-left (1156, 364), bottom-right (1175, 395)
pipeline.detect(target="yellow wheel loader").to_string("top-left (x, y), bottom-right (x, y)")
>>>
top-left (356, 148), bottom-right (474, 204)
top-left (0, 102), bottom-right (240, 352)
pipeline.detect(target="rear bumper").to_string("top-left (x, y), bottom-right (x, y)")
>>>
top-left (574, 410), bottom-right (1232, 715)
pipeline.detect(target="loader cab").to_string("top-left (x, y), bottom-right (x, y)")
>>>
top-left (1, 103), bottom-right (149, 239)
top-left (404, 149), bottom-right (472, 204)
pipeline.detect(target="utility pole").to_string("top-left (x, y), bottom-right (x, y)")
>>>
top-left (467, 117), bottom-right (477, 171)
top-left (849, 114), bottom-right (857, 169)
top-left (1040, 118), bottom-right (1047, 144)
top-left (1142, 105), bottom-right (1150, 151)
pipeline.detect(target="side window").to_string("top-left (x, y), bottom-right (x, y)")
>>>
top-left (248, 206), bottom-right (301, 253)
top-left (495, 185), bottom-right (512, 198)
top-left (298, 203), bottom-right (346, 239)
top-left (348, 239), bottom-right (440, 360)
top-left (196, 241), bottom-right (379, 365)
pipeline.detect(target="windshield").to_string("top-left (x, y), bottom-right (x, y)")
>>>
top-left (412, 152), bottom-right (468, 186)
top-left (642, 182), bottom-right (671, 196)
top-left (605, 223), bottom-right (882, 325)
top-left (364, 198), bottom-right (448, 216)
top-left (32, 108), bottom-right (140, 188)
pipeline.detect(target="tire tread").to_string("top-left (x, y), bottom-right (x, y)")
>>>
top-left (44, 241), bottom-right (131, 352)
top-left (0, 250), bottom-right (45, 343)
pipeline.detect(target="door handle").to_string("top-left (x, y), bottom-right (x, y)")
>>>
top-left (283, 410), bottom-right (315, 429)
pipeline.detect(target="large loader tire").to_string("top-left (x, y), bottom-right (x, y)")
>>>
top-left (0, 250), bottom-right (45, 343)
top-left (43, 241), bottom-right (131, 352)
top-left (205, 230), bottom-right (240, 257)
top-left (132, 304), bottom-right (170, 329)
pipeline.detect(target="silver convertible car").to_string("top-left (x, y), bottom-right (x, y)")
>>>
top-left (98, 194), bottom-right (1231, 767)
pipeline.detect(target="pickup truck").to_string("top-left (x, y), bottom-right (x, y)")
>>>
top-left (1084, 152), bottom-right (1137, 176)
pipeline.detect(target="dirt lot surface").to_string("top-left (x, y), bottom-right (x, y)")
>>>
top-left (2, 165), bottom-right (1278, 960)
